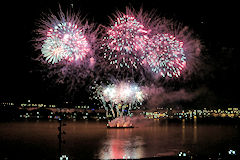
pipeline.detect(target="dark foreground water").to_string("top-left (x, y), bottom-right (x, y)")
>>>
top-left (0, 120), bottom-right (239, 159)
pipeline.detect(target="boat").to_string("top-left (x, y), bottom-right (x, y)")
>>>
top-left (106, 123), bottom-right (134, 128)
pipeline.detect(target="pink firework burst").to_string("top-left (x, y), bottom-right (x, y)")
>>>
top-left (144, 33), bottom-right (186, 78)
top-left (43, 22), bottom-right (90, 63)
top-left (142, 17), bottom-right (202, 79)
top-left (101, 8), bottom-right (153, 69)
top-left (35, 8), bottom-right (96, 65)
top-left (33, 7), bottom-right (98, 91)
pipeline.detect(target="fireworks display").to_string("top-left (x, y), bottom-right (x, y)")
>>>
top-left (101, 13), bottom-right (150, 69)
top-left (34, 6), bottom-right (202, 122)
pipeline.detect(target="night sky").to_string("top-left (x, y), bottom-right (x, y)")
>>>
top-left (1, 0), bottom-right (239, 106)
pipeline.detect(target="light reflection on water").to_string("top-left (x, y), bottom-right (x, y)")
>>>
top-left (0, 120), bottom-right (239, 159)
top-left (97, 119), bottom-right (195, 159)
top-left (98, 129), bottom-right (144, 159)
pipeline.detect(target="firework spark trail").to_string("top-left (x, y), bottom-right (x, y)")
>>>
top-left (91, 81), bottom-right (146, 118)
top-left (90, 82), bottom-right (110, 117)
top-left (103, 82), bottom-right (144, 105)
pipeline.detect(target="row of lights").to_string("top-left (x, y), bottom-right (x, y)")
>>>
top-left (178, 150), bottom-right (237, 157)
top-left (59, 150), bottom-right (237, 160)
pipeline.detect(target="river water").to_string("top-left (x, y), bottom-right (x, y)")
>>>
top-left (0, 120), bottom-right (239, 159)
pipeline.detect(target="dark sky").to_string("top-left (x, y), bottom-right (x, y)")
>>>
top-left (1, 0), bottom-right (239, 106)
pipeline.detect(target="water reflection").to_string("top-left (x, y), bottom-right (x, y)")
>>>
top-left (0, 120), bottom-right (239, 159)
top-left (98, 129), bottom-right (144, 159)
top-left (182, 119), bottom-right (186, 144)
top-left (193, 118), bottom-right (197, 144)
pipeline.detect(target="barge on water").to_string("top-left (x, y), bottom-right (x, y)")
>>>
top-left (106, 123), bottom-right (134, 129)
